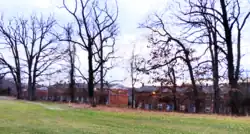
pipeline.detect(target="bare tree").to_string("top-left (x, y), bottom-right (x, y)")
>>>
top-left (13, 15), bottom-right (61, 101)
top-left (0, 16), bottom-right (22, 99)
top-left (62, 23), bottom-right (77, 102)
top-left (167, 67), bottom-right (178, 111)
top-left (153, 65), bottom-right (180, 111)
top-left (60, 0), bottom-right (118, 107)
top-left (177, 0), bottom-right (250, 115)
top-left (129, 44), bottom-right (141, 108)
top-left (95, 57), bottom-right (119, 104)
top-left (176, 0), bottom-right (222, 114)
top-left (93, 14), bottom-right (118, 104)
top-left (219, 0), bottom-right (249, 115)
top-left (138, 13), bottom-right (204, 113)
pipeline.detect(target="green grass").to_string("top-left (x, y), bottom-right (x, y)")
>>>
top-left (0, 100), bottom-right (250, 134)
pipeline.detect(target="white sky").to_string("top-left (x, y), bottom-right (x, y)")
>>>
top-left (0, 0), bottom-right (249, 87)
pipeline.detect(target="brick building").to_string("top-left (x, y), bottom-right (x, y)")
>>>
top-left (45, 83), bottom-right (128, 106)
top-left (134, 84), bottom-right (196, 112)
top-left (108, 89), bottom-right (128, 106)
top-left (134, 84), bottom-right (231, 113)
top-left (23, 87), bottom-right (48, 100)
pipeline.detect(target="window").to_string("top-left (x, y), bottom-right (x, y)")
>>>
top-left (158, 104), bottom-right (163, 110)
top-left (145, 104), bottom-right (149, 110)
top-left (206, 95), bottom-right (211, 100)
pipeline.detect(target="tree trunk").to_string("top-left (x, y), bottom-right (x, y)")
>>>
top-left (31, 81), bottom-right (36, 101)
top-left (185, 51), bottom-right (200, 113)
top-left (219, 0), bottom-right (240, 115)
top-left (213, 75), bottom-right (220, 114)
top-left (28, 74), bottom-right (32, 100)
top-left (16, 71), bottom-right (22, 99)
top-left (69, 43), bottom-right (76, 103)
top-left (100, 41), bottom-right (105, 105)
top-left (29, 67), bottom-right (37, 101)
top-left (219, 0), bottom-right (234, 84)
top-left (213, 32), bottom-right (220, 114)
top-left (131, 86), bottom-right (135, 108)
top-left (88, 46), bottom-right (96, 107)
top-left (70, 82), bottom-right (75, 103)
top-left (28, 62), bottom-right (34, 101)
top-left (213, 84), bottom-right (220, 114)
top-left (16, 81), bottom-right (22, 99)
top-left (70, 68), bottom-right (75, 102)
top-left (229, 82), bottom-right (241, 115)
top-left (99, 62), bottom-right (105, 105)
top-left (89, 97), bottom-right (96, 107)
top-left (173, 86), bottom-right (177, 111)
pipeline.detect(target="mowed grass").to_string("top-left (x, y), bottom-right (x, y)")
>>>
top-left (0, 100), bottom-right (250, 134)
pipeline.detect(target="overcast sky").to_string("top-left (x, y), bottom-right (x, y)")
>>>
top-left (0, 0), bottom-right (249, 87)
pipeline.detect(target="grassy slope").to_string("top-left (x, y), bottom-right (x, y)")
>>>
top-left (0, 100), bottom-right (250, 134)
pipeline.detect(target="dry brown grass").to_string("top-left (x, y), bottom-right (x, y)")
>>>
top-left (68, 103), bottom-right (250, 121)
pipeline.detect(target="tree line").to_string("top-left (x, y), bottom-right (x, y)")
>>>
top-left (0, 0), bottom-right (118, 107)
top-left (0, 0), bottom-right (249, 116)
top-left (134, 0), bottom-right (250, 115)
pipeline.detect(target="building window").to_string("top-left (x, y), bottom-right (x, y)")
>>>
top-left (206, 95), bottom-right (211, 100)
top-left (158, 104), bottom-right (163, 110)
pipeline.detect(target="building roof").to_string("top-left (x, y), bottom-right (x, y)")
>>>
top-left (200, 85), bottom-right (214, 94)
top-left (94, 83), bottom-right (110, 89)
top-left (110, 84), bottom-right (129, 90)
top-left (136, 85), bottom-right (157, 92)
top-left (37, 87), bottom-right (48, 90)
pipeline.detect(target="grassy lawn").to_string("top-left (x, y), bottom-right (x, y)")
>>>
top-left (0, 100), bottom-right (250, 134)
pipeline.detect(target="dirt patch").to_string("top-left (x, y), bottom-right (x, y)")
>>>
top-left (70, 103), bottom-right (179, 115)
top-left (0, 96), bottom-right (16, 100)
top-left (25, 101), bottom-right (64, 110)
